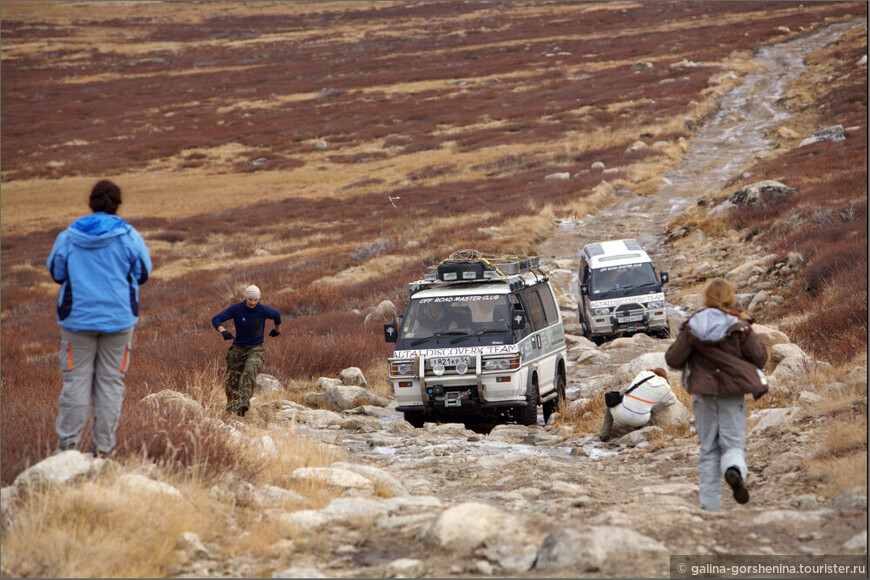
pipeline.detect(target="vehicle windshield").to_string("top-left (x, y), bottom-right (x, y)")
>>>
top-left (396, 294), bottom-right (512, 349)
top-left (590, 263), bottom-right (659, 297)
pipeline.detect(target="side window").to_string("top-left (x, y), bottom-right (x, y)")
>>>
top-left (538, 285), bottom-right (559, 325)
top-left (578, 257), bottom-right (587, 284)
top-left (524, 289), bottom-right (547, 331)
top-left (512, 294), bottom-right (531, 339)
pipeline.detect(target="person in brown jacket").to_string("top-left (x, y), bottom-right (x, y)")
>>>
top-left (665, 279), bottom-right (768, 511)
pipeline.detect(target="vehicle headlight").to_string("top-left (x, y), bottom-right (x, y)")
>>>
top-left (483, 355), bottom-right (521, 371)
top-left (389, 360), bottom-right (413, 376)
top-left (648, 301), bottom-right (664, 309)
top-left (456, 361), bottom-right (469, 375)
top-left (432, 363), bottom-right (446, 376)
top-left (594, 307), bottom-right (610, 316)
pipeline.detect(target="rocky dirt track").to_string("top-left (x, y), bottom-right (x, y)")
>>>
top-left (194, 20), bottom-right (865, 579)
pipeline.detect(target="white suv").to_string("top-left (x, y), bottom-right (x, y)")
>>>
top-left (577, 239), bottom-right (670, 344)
top-left (384, 254), bottom-right (568, 428)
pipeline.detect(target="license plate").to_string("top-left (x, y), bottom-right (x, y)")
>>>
top-left (430, 357), bottom-right (467, 367)
top-left (617, 315), bottom-right (643, 323)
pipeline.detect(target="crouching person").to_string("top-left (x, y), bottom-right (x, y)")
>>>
top-left (600, 368), bottom-right (676, 441)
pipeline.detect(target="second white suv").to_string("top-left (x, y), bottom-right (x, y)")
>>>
top-left (577, 239), bottom-right (670, 344)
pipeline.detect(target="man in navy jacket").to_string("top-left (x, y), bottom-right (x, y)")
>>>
top-left (47, 179), bottom-right (152, 456)
top-left (212, 285), bottom-right (281, 416)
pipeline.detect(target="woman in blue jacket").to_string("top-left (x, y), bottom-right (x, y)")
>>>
top-left (47, 180), bottom-right (152, 457)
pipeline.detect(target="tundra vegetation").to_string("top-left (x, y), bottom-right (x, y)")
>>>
top-left (1, 2), bottom-right (866, 577)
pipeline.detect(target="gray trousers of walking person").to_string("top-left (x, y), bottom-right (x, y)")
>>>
top-left (56, 328), bottom-right (134, 454)
top-left (693, 394), bottom-right (748, 511)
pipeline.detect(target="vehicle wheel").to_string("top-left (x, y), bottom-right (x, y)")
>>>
top-left (543, 372), bottom-right (566, 424)
top-left (404, 411), bottom-right (426, 428)
top-left (516, 378), bottom-right (539, 426)
top-left (656, 326), bottom-right (671, 339)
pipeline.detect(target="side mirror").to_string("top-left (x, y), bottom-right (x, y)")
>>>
top-left (384, 323), bottom-right (398, 343)
top-left (660, 272), bottom-right (669, 284)
top-left (511, 310), bottom-right (527, 330)
top-left (580, 283), bottom-right (588, 296)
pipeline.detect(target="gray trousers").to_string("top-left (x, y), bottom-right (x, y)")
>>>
top-left (693, 394), bottom-right (748, 511)
top-left (56, 328), bottom-right (134, 453)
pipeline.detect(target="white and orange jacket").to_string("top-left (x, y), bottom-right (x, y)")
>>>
top-left (612, 370), bottom-right (677, 428)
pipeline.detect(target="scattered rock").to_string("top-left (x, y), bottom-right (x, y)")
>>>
top-left (843, 530), bottom-right (867, 551)
top-left (176, 531), bottom-right (211, 559)
top-left (626, 140), bottom-right (648, 153)
top-left (545, 172), bottom-right (571, 181)
top-left (315, 377), bottom-right (343, 390)
top-left (331, 462), bottom-right (409, 497)
top-left (535, 526), bottom-right (667, 572)
top-left (748, 407), bottom-right (802, 437)
top-left (290, 467), bottom-right (375, 491)
top-left (314, 139), bottom-right (328, 150)
top-left (273, 566), bottom-right (327, 578)
top-left (117, 473), bottom-right (183, 499)
top-left (385, 558), bottom-right (425, 578)
top-left (591, 161), bottom-right (606, 170)
top-left (832, 487), bottom-right (867, 512)
top-left (613, 426), bottom-right (663, 447)
top-left (619, 352), bottom-right (676, 377)
top-left (255, 374), bottom-right (282, 392)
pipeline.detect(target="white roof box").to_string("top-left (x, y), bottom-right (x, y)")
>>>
top-left (582, 239), bottom-right (652, 269)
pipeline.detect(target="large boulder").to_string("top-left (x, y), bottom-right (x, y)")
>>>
top-left (751, 324), bottom-right (790, 350)
top-left (618, 352), bottom-right (678, 377)
top-left (138, 389), bottom-right (204, 420)
top-left (748, 407), bottom-right (802, 437)
top-left (535, 526), bottom-right (667, 572)
top-left (424, 502), bottom-right (546, 572)
top-left (364, 300), bottom-right (397, 326)
top-left (339, 367), bottom-right (367, 387)
top-left (799, 124), bottom-right (845, 148)
top-left (649, 399), bottom-right (691, 431)
top-left (323, 385), bottom-right (388, 411)
top-left (728, 180), bottom-right (797, 206)
top-left (771, 355), bottom-right (831, 380)
top-left (770, 343), bottom-right (806, 365)
top-left (13, 450), bottom-right (97, 493)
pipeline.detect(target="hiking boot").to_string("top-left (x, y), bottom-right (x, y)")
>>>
top-left (725, 466), bottom-right (749, 504)
top-left (237, 405), bottom-right (249, 417)
top-left (93, 448), bottom-right (110, 459)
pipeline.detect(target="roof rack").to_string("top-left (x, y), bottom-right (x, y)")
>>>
top-left (409, 250), bottom-right (546, 294)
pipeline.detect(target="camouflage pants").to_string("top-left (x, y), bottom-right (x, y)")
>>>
top-left (224, 343), bottom-right (265, 412)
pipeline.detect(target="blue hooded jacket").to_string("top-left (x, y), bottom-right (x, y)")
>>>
top-left (47, 212), bottom-right (152, 333)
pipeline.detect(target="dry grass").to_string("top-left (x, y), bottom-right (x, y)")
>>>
top-left (1, 473), bottom-right (221, 578)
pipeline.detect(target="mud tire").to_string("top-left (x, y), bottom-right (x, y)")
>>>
top-left (543, 372), bottom-right (566, 424)
top-left (516, 378), bottom-right (539, 426)
top-left (404, 411), bottom-right (426, 428)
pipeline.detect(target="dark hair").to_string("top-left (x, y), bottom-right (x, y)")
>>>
top-left (89, 180), bottom-right (122, 214)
